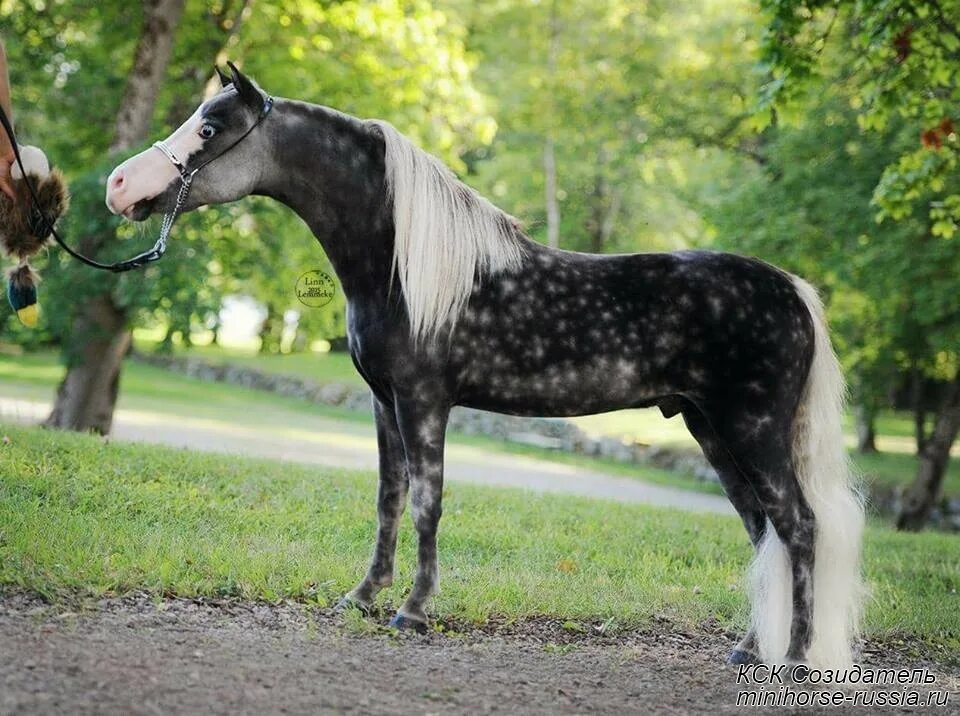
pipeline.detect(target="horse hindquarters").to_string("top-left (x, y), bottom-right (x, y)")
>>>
top-left (689, 277), bottom-right (864, 669)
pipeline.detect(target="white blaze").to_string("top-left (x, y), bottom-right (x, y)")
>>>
top-left (105, 108), bottom-right (205, 215)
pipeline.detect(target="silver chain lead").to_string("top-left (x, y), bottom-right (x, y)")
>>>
top-left (157, 171), bottom-right (194, 250)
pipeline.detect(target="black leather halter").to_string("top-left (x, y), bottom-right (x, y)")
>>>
top-left (0, 95), bottom-right (273, 272)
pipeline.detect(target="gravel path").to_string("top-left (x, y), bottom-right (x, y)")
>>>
top-left (0, 396), bottom-right (732, 514)
top-left (2, 593), bottom-right (955, 715)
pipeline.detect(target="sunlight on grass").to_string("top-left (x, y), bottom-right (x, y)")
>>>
top-left (570, 409), bottom-right (696, 448)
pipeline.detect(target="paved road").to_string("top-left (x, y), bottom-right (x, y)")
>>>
top-left (0, 396), bottom-right (732, 515)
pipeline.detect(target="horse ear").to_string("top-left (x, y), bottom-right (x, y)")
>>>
top-left (226, 61), bottom-right (260, 105)
top-left (215, 65), bottom-right (232, 88)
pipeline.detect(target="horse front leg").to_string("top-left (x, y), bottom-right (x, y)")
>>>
top-left (387, 398), bottom-right (449, 633)
top-left (338, 396), bottom-right (408, 613)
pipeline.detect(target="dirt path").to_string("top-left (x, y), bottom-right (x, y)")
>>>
top-left (0, 396), bottom-right (732, 514)
top-left (1, 593), bottom-right (956, 716)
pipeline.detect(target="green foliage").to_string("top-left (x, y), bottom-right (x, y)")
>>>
top-left (758, 0), bottom-right (960, 231)
top-left (2, 0), bottom-right (496, 351)
top-left (706, 80), bottom-right (960, 413)
top-left (740, 2), bottom-right (960, 411)
top-left (3, 1), bottom-right (140, 171)
top-left (245, 0), bottom-right (495, 165)
top-left (454, 0), bottom-right (762, 252)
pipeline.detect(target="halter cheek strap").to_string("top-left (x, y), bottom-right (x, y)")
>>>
top-left (141, 95), bottom-right (274, 271)
top-left (148, 95), bottom-right (274, 255)
top-left (153, 96), bottom-right (274, 181)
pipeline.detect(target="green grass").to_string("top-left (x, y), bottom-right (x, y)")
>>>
top-left (454, 438), bottom-right (727, 495)
top-left (0, 424), bottom-right (957, 660)
top-left (0, 350), bottom-right (365, 426)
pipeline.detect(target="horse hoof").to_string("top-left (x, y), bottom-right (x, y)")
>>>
top-left (333, 596), bottom-right (370, 616)
top-left (388, 613), bottom-right (428, 634)
top-left (726, 649), bottom-right (760, 665)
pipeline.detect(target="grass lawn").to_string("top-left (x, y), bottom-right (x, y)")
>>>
top-left (0, 424), bottom-right (957, 661)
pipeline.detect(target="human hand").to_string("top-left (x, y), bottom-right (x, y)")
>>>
top-left (0, 147), bottom-right (14, 200)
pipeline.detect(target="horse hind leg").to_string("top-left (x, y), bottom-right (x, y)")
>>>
top-left (745, 451), bottom-right (816, 664)
top-left (714, 413), bottom-right (818, 666)
top-left (681, 404), bottom-right (767, 665)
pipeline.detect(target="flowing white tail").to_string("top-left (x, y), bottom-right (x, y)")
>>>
top-left (750, 277), bottom-right (865, 669)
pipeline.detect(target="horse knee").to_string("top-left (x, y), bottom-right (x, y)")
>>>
top-left (410, 492), bottom-right (441, 534)
top-left (378, 499), bottom-right (405, 524)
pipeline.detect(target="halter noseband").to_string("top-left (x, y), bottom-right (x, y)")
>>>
top-left (152, 140), bottom-right (190, 181)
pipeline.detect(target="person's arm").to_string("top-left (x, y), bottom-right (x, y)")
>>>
top-left (0, 38), bottom-right (15, 199)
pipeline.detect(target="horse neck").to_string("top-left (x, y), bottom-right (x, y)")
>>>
top-left (256, 99), bottom-right (394, 303)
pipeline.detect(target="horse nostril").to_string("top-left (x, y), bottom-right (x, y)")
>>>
top-left (110, 170), bottom-right (125, 192)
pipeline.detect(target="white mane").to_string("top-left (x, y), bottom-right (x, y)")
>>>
top-left (369, 120), bottom-right (525, 343)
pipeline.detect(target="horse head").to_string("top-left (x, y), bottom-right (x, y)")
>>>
top-left (105, 63), bottom-right (271, 221)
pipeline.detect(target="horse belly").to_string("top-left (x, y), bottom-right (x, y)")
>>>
top-left (455, 354), bottom-right (666, 417)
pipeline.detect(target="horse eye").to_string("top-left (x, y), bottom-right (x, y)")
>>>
top-left (199, 124), bottom-right (217, 139)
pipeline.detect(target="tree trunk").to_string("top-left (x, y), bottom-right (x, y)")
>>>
top-left (44, 296), bottom-right (132, 433)
top-left (587, 149), bottom-right (622, 254)
top-left (110, 0), bottom-right (188, 153)
top-left (291, 326), bottom-right (309, 353)
top-left (896, 375), bottom-right (960, 530)
top-left (202, 0), bottom-right (255, 100)
top-left (259, 303), bottom-right (283, 354)
top-left (543, 138), bottom-right (560, 249)
top-left (910, 367), bottom-right (928, 453)
top-left (157, 324), bottom-right (176, 354)
top-left (600, 189), bottom-right (622, 250)
top-left (543, 0), bottom-right (560, 249)
top-left (854, 402), bottom-right (878, 454)
top-left (46, 0), bottom-right (186, 434)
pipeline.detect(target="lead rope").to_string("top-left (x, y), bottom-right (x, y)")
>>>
top-left (0, 93), bottom-right (272, 273)
top-left (118, 171), bottom-right (195, 271)
top-left (0, 104), bottom-right (175, 272)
